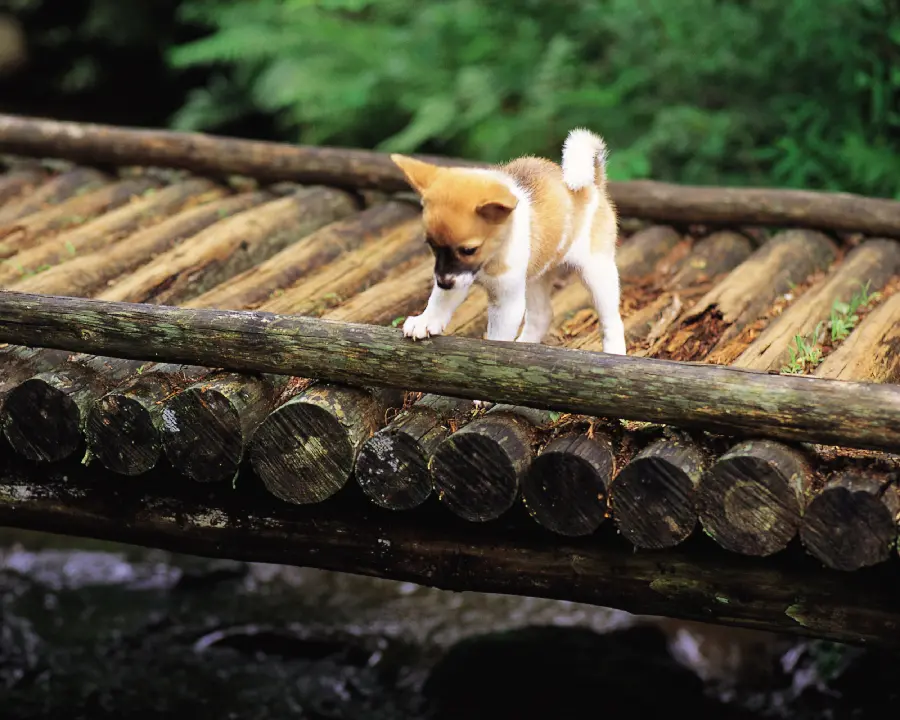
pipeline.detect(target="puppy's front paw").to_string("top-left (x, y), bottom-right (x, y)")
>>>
top-left (402, 313), bottom-right (445, 340)
top-left (473, 399), bottom-right (493, 410)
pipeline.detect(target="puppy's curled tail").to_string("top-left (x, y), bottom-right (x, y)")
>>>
top-left (561, 128), bottom-right (608, 192)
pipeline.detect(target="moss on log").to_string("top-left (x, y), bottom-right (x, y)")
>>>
top-left (697, 440), bottom-right (814, 557)
top-left (2, 292), bottom-right (900, 452)
top-left (799, 471), bottom-right (900, 572)
top-left (0, 178), bottom-right (218, 275)
top-left (0, 177), bottom-right (161, 272)
top-left (430, 406), bottom-right (552, 522)
top-left (355, 395), bottom-right (473, 510)
top-left (609, 435), bottom-right (709, 549)
top-left (162, 371), bottom-right (276, 483)
top-left (7, 114), bottom-right (900, 237)
top-left (96, 186), bottom-right (357, 305)
top-left (0, 166), bottom-right (108, 224)
top-left (735, 239), bottom-right (900, 372)
top-left (186, 200), bottom-right (416, 311)
top-left (521, 431), bottom-right (615, 537)
top-left (10, 191), bottom-right (267, 298)
top-left (249, 384), bottom-right (403, 505)
top-left (815, 291), bottom-right (900, 383)
top-left (3, 459), bottom-right (900, 646)
top-left (652, 230), bottom-right (838, 362)
top-left (84, 363), bottom-right (210, 475)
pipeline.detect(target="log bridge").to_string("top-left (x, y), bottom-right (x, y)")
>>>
top-left (0, 114), bottom-right (899, 647)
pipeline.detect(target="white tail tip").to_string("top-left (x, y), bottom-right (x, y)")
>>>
top-left (561, 128), bottom-right (608, 191)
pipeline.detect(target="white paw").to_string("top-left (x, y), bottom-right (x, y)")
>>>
top-left (603, 334), bottom-right (627, 355)
top-left (403, 313), bottom-right (445, 340)
top-left (473, 399), bottom-right (493, 410)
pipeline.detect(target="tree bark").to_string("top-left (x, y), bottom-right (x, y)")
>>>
top-left (6, 114), bottom-right (900, 237)
top-left (10, 191), bottom-right (269, 298)
top-left (0, 167), bottom-right (45, 206)
top-left (666, 231), bottom-right (755, 289)
top-left (814, 290), bottom-right (900, 383)
top-left (609, 435), bottom-right (709, 549)
top-left (651, 230), bottom-right (838, 362)
top-left (799, 471), bottom-right (900, 571)
top-left (4, 459), bottom-right (900, 647)
top-left (162, 371), bottom-right (277, 483)
top-left (0, 166), bottom-right (108, 224)
top-left (521, 431), bottom-right (615, 537)
top-left (249, 384), bottom-right (403, 505)
top-left (0, 177), bottom-right (161, 271)
top-left (95, 186), bottom-right (358, 305)
top-left (258, 213), bottom-right (424, 316)
top-left (696, 440), bottom-right (814, 557)
top-left (185, 201), bottom-right (417, 310)
top-left (0, 345), bottom-right (72, 405)
top-left (355, 395), bottom-right (473, 510)
top-left (429, 405), bottom-right (551, 522)
top-left (615, 226), bottom-right (684, 280)
top-left (324, 257), bottom-right (434, 326)
top-left (0, 178), bottom-right (218, 274)
top-left (2, 292), bottom-right (900, 452)
top-left (84, 363), bottom-right (210, 475)
top-left (734, 239), bottom-right (900, 372)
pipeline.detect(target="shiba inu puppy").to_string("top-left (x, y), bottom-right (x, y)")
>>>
top-left (391, 128), bottom-right (626, 355)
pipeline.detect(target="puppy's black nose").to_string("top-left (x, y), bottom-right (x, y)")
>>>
top-left (436, 275), bottom-right (455, 290)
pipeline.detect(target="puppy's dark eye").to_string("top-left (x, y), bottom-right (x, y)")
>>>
top-left (459, 246), bottom-right (478, 256)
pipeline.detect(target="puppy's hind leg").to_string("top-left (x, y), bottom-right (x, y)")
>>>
top-left (516, 275), bottom-right (553, 344)
top-left (579, 253), bottom-right (626, 355)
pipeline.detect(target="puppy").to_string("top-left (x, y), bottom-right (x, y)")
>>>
top-left (391, 128), bottom-right (626, 354)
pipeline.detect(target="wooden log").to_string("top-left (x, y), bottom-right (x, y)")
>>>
top-left (697, 440), bottom-right (814, 557)
top-left (430, 405), bottom-right (551, 522)
top-left (0, 178), bottom-right (219, 275)
top-left (325, 257), bottom-right (434, 326)
top-left (355, 395), bottom-right (472, 510)
top-left (616, 226), bottom-right (683, 279)
top-left (2, 292), bottom-right (900, 452)
top-left (609, 435), bottom-right (709, 549)
top-left (258, 216), bottom-right (425, 316)
top-left (521, 431), bottom-right (615, 537)
top-left (162, 372), bottom-right (275, 483)
top-left (799, 470), bottom-right (900, 571)
top-left (249, 384), bottom-right (403, 505)
top-left (9, 191), bottom-right (268, 297)
top-left (734, 239), bottom-right (900, 372)
top-left (814, 291), bottom-right (900, 383)
top-left (5, 461), bottom-right (900, 647)
top-left (651, 230), bottom-right (838, 362)
top-left (6, 114), bottom-right (900, 238)
top-left (0, 177), bottom-right (161, 272)
top-left (83, 363), bottom-right (209, 476)
top-left (0, 355), bottom-right (151, 462)
top-left (667, 231), bottom-right (755, 289)
top-left (0, 166), bottom-right (108, 224)
top-left (185, 200), bottom-right (417, 310)
top-left (0, 167), bottom-right (45, 206)
top-left (0, 345), bottom-right (73, 407)
top-left (95, 186), bottom-right (357, 305)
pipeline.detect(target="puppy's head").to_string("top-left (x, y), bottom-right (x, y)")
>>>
top-left (391, 154), bottom-right (517, 290)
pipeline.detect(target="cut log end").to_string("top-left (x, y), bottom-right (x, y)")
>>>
top-left (697, 440), bottom-right (812, 557)
top-left (162, 386), bottom-right (245, 484)
top-left (355, 429), bottom-right (433, 511)
top-left (1, 376), bottom-right (81, 462)
top-left (800, 472), bottom-right (900, 572)
top-left (521, 433), bottom-right (614, 537)
top-left (85, 393), bottom-right (160, 476)
top-left (610, 437), bottom-right (707, 549)
top-left (430, 416), bottom-right (532, 522)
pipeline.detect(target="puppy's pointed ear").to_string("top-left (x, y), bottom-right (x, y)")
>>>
top-left (476, 184), bottom-right (518, 223)
top-left (391, 154), bottom-right (441, 195)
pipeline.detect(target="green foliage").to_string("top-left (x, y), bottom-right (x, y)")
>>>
top-left (168, 0), bottom-right (900, 197)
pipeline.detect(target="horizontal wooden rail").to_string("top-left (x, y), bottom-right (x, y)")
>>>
top-left (0, 291), bottom-right (898, 452)
top-left (3, 114), bottom-right (900, 236)
top-left (0, 458), bottom-right (898, 647)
